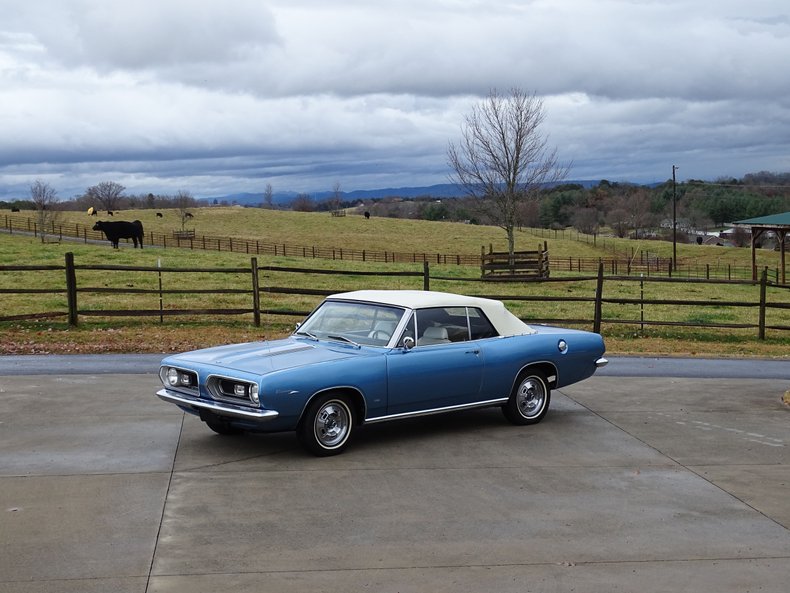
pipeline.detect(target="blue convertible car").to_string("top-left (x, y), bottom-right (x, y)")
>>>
top-left (157, 290), bottom-right (607, 455)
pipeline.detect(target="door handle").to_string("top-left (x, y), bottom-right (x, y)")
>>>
top-left (465, 349), bottom-right (480, 355)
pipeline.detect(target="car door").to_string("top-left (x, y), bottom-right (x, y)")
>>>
top-left (385, 308), bottom-right (484, 415)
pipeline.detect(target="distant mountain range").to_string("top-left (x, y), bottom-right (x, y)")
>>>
top-left (203, 180), bottom-right (612, 206)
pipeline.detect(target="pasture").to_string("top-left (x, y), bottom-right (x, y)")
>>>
top-left (1, 207), bottom-right (788, 358)
top-left (10, 205), bottom-right (785, 270)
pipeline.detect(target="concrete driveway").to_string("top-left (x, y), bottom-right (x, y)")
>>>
top-left (1, 358), bottom-right (788, 592)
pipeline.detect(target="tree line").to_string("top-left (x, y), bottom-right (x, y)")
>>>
top-left (2, 181), bottom-right (201, 213)
top-left (343, 173), bottom-right (790, 244)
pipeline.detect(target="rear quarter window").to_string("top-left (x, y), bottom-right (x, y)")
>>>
top-left (468, 308), bottom-right (498, 340)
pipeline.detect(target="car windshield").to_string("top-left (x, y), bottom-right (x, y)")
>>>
top-left (296, 300), bottom-right (406, 346)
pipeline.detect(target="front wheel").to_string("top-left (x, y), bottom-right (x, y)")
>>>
top-left (502, 371), bottom-right (551, 425)
top-left (298, 394), bottom-right (355, 456)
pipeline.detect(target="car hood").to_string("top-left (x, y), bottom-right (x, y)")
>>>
top-left (164, 337), bottom-right (363, 375)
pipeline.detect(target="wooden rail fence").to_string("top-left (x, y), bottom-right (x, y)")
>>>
top-left (1, 254), bottom-right (788, 339)
top-left (1, 213), bottom-right (782, 283)
top-left (481, 242), bottom-right (550, 280)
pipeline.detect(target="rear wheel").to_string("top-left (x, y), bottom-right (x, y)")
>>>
top-left (503, 370), bottom-right (550, 425)
top-left (298, 393), bottom-right (355, 456)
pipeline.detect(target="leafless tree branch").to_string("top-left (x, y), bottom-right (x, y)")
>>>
top-left (448, 88), bottom-right (570, 255)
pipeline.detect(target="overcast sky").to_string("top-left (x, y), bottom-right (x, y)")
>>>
top-left (1, 0), bottom-right (788, 200)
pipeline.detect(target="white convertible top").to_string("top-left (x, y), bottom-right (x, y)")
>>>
top-left (330, 290), bottom-right (537, 337)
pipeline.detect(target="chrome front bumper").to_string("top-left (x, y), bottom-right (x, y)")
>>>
top-left (156, 388), bottom-right (279, 421)
top-left (595, 357), bottom-right (609, 368)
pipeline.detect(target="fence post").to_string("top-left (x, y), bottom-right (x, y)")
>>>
top-left (593, 262), bottom-right (604, 334)
top-left (65, 252), bottom-right (78, 327)
top-left (158, 258), bottom-right (164, 323)
top-left (423, 261), bottom-right (430, 291)
top-left (758, 267), bottom-right (767, 340)
top-left (640, 274), bottom-right (645, 334)
top-left (251, 257), bottom-right (261, 327)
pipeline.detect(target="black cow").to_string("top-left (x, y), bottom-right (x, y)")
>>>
top-left (11, 207), bottom-right (19, 212)
top-left (156, 212), bottom-right (163, 217)
top-left (364, 211), bottom-right (370, 219)
top-left (92, 220), bottom-right (144, 249)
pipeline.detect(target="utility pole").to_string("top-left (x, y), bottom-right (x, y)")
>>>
top-left (672, 165), bottom-right (678, 271)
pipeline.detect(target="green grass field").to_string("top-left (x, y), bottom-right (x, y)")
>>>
top-left (7, 205), bottom-right (785, 268)
top-left (1, 207), bottom-right (788, 358)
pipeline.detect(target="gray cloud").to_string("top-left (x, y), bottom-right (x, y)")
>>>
top-left (0, 0), bottom-right (788, 199)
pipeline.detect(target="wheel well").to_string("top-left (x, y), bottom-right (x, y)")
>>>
top-left (519, 362), bottom-right (558, 389)
top-left (298, 387), bottom-right (367, 427)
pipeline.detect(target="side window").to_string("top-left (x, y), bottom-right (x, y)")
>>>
top-left (416, 307), bottom-right (469, 345)
top-left (398, 307), bottom-right (500, 346)
top-left (468, 307), bottom-right (498, 340)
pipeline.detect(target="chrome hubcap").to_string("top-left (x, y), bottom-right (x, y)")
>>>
top-left (315, 401), bottom-right (350, 448)
top-left (517, 378), bottom-right (545, 419)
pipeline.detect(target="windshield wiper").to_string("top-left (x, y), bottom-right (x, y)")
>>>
top-left (295, 330), bottom-right (319, 341)
top-left (328, 335), bottom-right (360, 348)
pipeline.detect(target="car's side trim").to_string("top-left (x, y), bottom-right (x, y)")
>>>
top-left (156, 388), bottom-right (279, 421)
top-left (365, 398), bottom-right (508, 424)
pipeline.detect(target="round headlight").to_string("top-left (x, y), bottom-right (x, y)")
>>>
top-left (166, 367), bottom-right (180, 386)
top-left (250, 384), bottom-right (260, 404)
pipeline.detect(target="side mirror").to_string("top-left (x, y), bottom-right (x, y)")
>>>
top-left (403, 336), bottom-right (415, 350)
top-left (295, 322), bottom-right (301, 331)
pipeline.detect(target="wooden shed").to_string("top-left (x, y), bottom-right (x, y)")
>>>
top-left (732, 212), bottom-right (789, 284)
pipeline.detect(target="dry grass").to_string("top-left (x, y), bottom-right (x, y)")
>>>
top-left (2, 319), bottom-right (787, 360)
top-left (7, 205), bottom-right (784, 268)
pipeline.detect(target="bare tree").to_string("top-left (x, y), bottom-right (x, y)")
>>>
top-left (330, 181), bottom-right (343, 213)
top-left (30, 180), bottom-right (60, 243)
top-left (86, 181), bottom-right (125, 211)
top-left (263, 183), bottom-right (274, 209)
top-left (627, 189), bottom-right (654, 238)
top-left (175, 190), bottom-right (196, 230)
top-left (572, 207), bottom-right (600, 235)
top-left (606, 206), bottom-right (631, 238)
top-left (448, 88), bottom-right (568, 257)
top-left (291, 193), bottom-right (314, 212)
